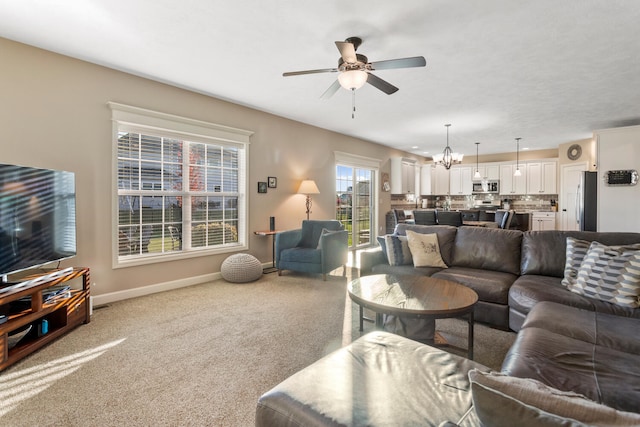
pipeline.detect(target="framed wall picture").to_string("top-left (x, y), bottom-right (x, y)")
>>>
top-left (258, 181), bottom-right (267, 193)
top-left (268, 176), bottom-right (277, 188)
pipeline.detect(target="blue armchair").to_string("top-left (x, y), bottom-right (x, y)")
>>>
top-left (275, 220), bottom-right (348, 280)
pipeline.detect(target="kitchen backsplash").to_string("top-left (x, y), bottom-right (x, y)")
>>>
top-left (391, 193), bottom-right (558, 212)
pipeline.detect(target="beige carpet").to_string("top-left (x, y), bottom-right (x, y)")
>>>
top-left (0, 268), bottom-right (515, 426)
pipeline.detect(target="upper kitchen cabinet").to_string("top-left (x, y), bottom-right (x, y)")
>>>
top-left (527, 161), bottom-right (558, 194)
top-left (433, 164), bottom-right (450, 195)
top-left (449, 165), bottom-right (473, 195)
top-left (390, 157), bottom-right (416, 194)
top-left (500, 163), bottom-right (527, 195)
top-left (473, 163), bottom-right (500, 181)
top-left (420, 164), bottom-right (432, 195)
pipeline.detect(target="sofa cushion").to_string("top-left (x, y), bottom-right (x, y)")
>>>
top-left (432, 267), bottom-right (516, 305)
top-left (509, 275), bottom-right (640, 331)
top-left (560, 237), bottom-right (591, 288)
top-left (521, 301), bottom-right (640, 354)
top-left (406, 230), bottom-right (448, 268)
top-left (520, 230), bottom-right (640, 277)
top-left (450, 227), bottom-right (522, 275)
top-left (469, 370), bottom-right (640, 426)
top-left (394, 224), bottom-right (458, 266)
top-left (501, 326), bottom-right (640, 413)
top-left (570, 241), bottom-right (640, 308)
top-left (383, 235), bottom-right (412, 266)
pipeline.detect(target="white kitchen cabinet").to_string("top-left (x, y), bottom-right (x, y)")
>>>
top-left (527, 161), bottom-right (557, 194)
top-left (449, 166), bottom-right (473, 195)
top-left (420, 164), bottom-right (432, 195)
top-left (476, 163), bottom-right (500, 181)
top-left (390, 157), bottom-right (416, 194)
top-left (531, 212), bottom-right (556, 230)
top-left (500, 163), bottom-right (527, 195)
top-left (433, 164), bottom-right (450, 195)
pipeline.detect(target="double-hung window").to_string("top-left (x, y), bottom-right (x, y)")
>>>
top-left (109, 103), bottom-right (252, 268)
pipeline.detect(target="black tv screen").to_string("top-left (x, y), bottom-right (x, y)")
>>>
top-left (0, 163), bottom-right (76, 281)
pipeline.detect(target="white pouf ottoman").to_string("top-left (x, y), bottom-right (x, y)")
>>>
top-left (221, 253), bottom-right (263, 283)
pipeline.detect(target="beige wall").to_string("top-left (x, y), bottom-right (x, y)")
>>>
top-left (1, 37), bottom-right (416, 299)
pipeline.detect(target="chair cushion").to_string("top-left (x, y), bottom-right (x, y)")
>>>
top-left (451, 227), bottom-right (522, 275)
top-left (299, 220), bottom-right (343, 248)
top-left (280, 247), bottom-right (321, 263)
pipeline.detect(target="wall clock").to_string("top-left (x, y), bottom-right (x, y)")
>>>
top-left (567, 144), bottom-right (582, 161)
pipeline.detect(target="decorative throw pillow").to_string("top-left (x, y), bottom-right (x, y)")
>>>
top-left (468, 370), bottom-right (640, 427)
top-left (561, 237), bottom-right (592, 288)
top-left (383, 235), bottom-right (412, 266)
top-left (405, 230), bottom-right (448, 268)
top-left (316, 228), bottom-right (342, 249)
top-left (571, 241), bottom-right (640, 308)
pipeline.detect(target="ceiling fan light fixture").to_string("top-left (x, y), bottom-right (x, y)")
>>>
top-left (338, 70), bottom-right (368, 90)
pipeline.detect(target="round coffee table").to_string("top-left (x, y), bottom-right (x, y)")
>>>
top-left (348, 274), bottom-right (478, 359)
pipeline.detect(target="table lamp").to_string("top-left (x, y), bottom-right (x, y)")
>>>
top-left (297, 179), bottom-right (320, 220)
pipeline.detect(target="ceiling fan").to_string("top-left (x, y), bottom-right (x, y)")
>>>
top-left (283, 36), bottom-right (427, 99)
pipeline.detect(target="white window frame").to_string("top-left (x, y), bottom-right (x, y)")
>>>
top-left (109, 102), bottom-right (253, 269)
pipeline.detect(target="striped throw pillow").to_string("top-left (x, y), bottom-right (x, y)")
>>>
top-left (571, 241), bottom-right (640, 308)
top-left (383, 235), bottom-right (413, 266)
top-left (561, 237), bottom-right (592, 288)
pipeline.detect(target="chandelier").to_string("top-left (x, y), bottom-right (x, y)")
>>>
top-left (432, 124), bottom-right (463, 169)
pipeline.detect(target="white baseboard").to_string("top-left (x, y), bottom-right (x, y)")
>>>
top-left (92, 272), bottom-right (222, 307)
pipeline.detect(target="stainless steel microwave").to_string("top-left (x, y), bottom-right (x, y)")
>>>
top-left (472, 180), bottom-right (499, 194)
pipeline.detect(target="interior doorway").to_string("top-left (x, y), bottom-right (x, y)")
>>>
top-left (560, 162), bottom-right (589, 230)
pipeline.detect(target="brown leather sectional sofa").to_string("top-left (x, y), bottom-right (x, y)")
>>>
top-left (256, 225), bottom-right (640, 426)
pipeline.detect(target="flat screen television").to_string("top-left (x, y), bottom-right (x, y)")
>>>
top-left (0, 163), bottom-right (76, 283)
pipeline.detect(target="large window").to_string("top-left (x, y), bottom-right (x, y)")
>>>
top-left (110, 103), bottom-right (252, 267)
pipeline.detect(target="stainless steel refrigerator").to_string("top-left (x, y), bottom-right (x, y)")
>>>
top-left (577, 171), bottom-right (597, 231)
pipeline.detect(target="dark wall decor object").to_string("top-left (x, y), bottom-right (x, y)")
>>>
top-left (258, 182), bottom-right (267, 193)
top-left (268, 177), bottom-right (277, 188)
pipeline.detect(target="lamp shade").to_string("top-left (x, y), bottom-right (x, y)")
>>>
top-left (298, 180), bottom-right (320, 194)
top-left (338, 70), bottom-right (368, 90)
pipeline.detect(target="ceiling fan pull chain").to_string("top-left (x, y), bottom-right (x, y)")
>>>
top-left (352, 88), bottom-right (356, 119)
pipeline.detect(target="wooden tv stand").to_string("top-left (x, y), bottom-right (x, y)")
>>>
top-left (0, 267), bottom-right (90, 371)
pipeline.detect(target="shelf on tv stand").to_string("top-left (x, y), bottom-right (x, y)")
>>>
top-left (0, 267), bottom-right (90, 371)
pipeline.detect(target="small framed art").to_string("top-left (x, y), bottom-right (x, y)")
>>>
top-left (258, 182), bottom-right (267, 193)
top-left (268, 176), bottom-right (277, 188)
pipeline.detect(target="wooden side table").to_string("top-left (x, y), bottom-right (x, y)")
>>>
top-left (254, 230), bottom-right (281, 273)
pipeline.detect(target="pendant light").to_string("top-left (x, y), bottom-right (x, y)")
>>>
top-left (433, 124), bottom-right (463, 169)
top-left (473, 142), bottom-right (482, 180)
top-left (514, 137), bottom-right (522, 177)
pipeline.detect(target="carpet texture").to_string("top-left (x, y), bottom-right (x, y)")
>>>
top-left (0, 268), bottom-right (515, 426)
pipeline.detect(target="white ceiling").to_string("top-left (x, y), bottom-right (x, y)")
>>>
top-left (2, 0), bottom-right (640, 158)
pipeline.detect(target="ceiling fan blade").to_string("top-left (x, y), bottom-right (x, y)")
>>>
top-left (369, 56), bottom-right (426, 70)
top-left (335, 41), bottom-right (357, 64)
top-left (366, 73), bottom-right (399, 95)
top-left (320, 79), bottom-right (342, 99)
top-left (283, 68), bottom-right (338, 77)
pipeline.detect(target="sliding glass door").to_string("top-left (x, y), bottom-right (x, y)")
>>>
top-left (336, 165), bottom-right (374, 249)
